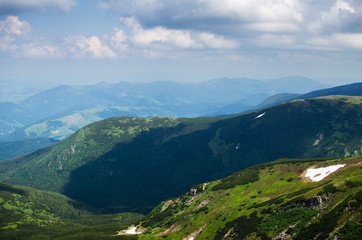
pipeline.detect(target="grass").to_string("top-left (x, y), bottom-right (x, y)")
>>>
top-left (138, 156), bottom-right (362, 239)
top-left (0, 183), bottom-right (142, 239)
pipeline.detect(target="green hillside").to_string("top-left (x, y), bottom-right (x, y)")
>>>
top-left (1, 96), bottom-right (362, 212)
top-left (0, 138), bottom-right (57, 161)
top-left (0, 182), bottom-right (142, 240)
top-left (135, 156), bottom-right (362, 239)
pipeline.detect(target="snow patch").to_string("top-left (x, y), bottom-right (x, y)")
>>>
top-left (125, 227), bottom-right (142, 235)
top-left (305, 164), bottom-right (346, 182)
top-left (255, 112), bottom-right (266, 119)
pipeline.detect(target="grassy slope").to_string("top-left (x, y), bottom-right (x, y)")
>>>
top-left (138, 156), bottom-right (362, 239)
top-left (0, 96), bottom-right (361, 212)
top-left (0, 182), bottom-right (142, 240)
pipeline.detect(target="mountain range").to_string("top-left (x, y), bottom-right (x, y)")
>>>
top-left (1, 95), bottom-right (361, 214)
top-left (1, 76), bottom-right (326, 142)
top-left (0, 86), bottom-right (361, 239)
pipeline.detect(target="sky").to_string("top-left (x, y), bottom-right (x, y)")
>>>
top-left (0, 0), bottom-right (361, 87)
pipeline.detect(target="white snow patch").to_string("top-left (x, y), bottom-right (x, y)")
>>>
top-left (188, 237), bottom-right (194, 240)
top-left (255, 112), bottom-right (266, 119)
top-left (305, 164), bottom-right (346, 182)
top-left (125, 227), bottom-right (142, 235)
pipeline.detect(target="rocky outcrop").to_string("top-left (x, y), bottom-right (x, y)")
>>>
top-left (188, 188), bottom-right (198, 196)
top-left (300, 193), bottom-right (333, 210)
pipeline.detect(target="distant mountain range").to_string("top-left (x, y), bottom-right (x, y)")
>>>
top-left (1, 95), bottom-right (361, 213)
top-left (253, 82), bottom-right (362, 111)
top-left (1, 79), bottom-right (362, 163)
top-left (0, 76), bottom-right (326, 141)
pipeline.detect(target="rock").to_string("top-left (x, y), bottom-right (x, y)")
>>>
top-left (301, 193), bottom-right (332, 210)
top-left (188, 188), bottom-right (198, 196)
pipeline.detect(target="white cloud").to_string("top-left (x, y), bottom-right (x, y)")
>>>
top-left (332, 33), bottom-right (362, 49)
top-left (108, 28), bottom-right (129, 52)
top-left (0, 15), bottom-right (30, 51)
top-left (66, 35), bottom-right (117, 59)
top-left (132, 26), bottom-right (200, 49)
top-left (255, 34), bottom-right (296, 49)
top-left (101, 0), bottom-right (362, 52)
top-left (22, 41), bottom-right (63, 58)
top-left (307, 33), bottom-right (362, 50)
top-left (1, 0), bottom-right (361, 61)
top-left (0, 15), bottom-right (30, 35)
top-left (200, 0), bottom-right (303, 23)
top-left (0, 35), bottom-right (16, 51)
top-left (122, 17), bottom-right (199, 49)
top-left (198, 32), bottom-right (239, 49)
top-left (121, 16), bottom-right (238, 50)
top-left (0, 0), bottom-right (77, 14)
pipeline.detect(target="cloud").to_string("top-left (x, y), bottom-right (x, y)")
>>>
top-left (0, 16), bottom-right (64, 57)
top-left (107, 28), bottom-right (129, 53)
top-left (22, 41), bottom-right (63, 58)
top-left (198, 32), bottom-right (239, 49)
top-left (0, 15), bottom-right (30, 51)
top-left (307, 33), bottom-right (362, 50)
top-left (0, 15), bottom-right (30, 35)
top-left (65, 35), bottom-right (118, 59)
top-left (1, 0), bottom-right (361, 61)
top-left (121, 16), bottom-right (239, 50)
top-left (100, 0), bottom-right (362, 52)
top-left (0, 0), bottom-right (77, 15)
top-left (100, 0), bottom-right (304, 34)
top-left (308, 0), bottom-right (361, 34)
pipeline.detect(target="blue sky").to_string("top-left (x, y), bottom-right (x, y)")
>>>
top-left (0, 0), bottom-right (361, 87)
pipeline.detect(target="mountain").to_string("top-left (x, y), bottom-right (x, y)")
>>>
top-left (0, 96), bottom-right (361, 213)
top-left (0, 138), bottom-right (57, 161)
top-left (252, 93), bottom-right (301, 110)
top-left (134, 156), bottom-right (362, 239)
top-left (297, 81), bottom-right (362, 99)
top-left (251, 82), bottom-right (362, 112)
top-left (0, 79), bottom-right (44, 103)
top-left (5, 105), bottom-right (174, 141)
top-left (1, 76), bottom-right (327, 141)
top-left (0, 102), bottom-right (36, 137)
top-left (264, 76), bottom-right (329, 93)
top-left (0, 182), bottom-right (142, 240)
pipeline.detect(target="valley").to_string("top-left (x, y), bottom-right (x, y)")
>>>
top-left (0, 94), bottom-right (361, 239)
top-left (2, 1), bottom-right (362, 238)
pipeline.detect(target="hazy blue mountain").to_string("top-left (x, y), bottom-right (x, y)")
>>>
top-left (264, 76), bottom-right (329, 93)
top-left (251, 93), bottom-right (301, 110)
top-left (0, 102), bottom-right (36, 137)
top-left (250, 81), bottom-right (362, 113)
top-left (0, 79), bottom-right (45, 103)
top-left (5, 105), bottom-right (174, 140)
top-left (1, 76), bottom-right (327, 142)
top-left (297, 81), bottom-right (362, 99)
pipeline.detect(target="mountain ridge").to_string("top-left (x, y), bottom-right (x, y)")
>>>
top-left (134, 155), bottom-right (362, 239)
top-left (1, 76), bottom-right (326, 141)
top-left (1, 95), bottom-right (361, 213)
